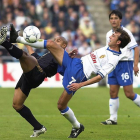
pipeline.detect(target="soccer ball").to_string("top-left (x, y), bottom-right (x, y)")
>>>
top-left (23, 26), bottom-right (41, 43)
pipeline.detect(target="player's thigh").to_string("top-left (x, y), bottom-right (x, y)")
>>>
top-left (57, 89), bottom-right (73, 110)
top-left (109, 85), bottom-right (120, 98)
top-left (116, 61), bottom-right (133, 86)
top-left (19, 52), bottom-right (38, 73)
top-left (13, 88), bottom-right (27, 106)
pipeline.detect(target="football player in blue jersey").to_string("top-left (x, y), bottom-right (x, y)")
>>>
top-left (0, 24), bottom-right (131, 138)
top-left (0, 25), bottom-right (77, 137)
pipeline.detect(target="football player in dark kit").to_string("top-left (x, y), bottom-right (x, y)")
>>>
top-left (0, 25), bottom-right (77, 137)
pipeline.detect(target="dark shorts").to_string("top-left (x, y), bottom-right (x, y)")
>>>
top-left (15, 66), bottom-right (46, 96)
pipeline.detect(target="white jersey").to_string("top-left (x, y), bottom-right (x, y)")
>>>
top-left (81, 46), bottom-right (121, 79)
top-left (106, 26), bottom-right (138, 61)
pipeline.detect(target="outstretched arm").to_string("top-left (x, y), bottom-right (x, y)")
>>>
top-left (25, 45), bottom-right (35, 55)
top-left (67, 75), bottom-right (102, 91)
top-left (133, 47), bottom-right (139, 76)
top-left (25, 45), bottom-right (41, 59)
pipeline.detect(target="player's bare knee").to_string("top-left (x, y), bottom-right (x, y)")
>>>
top-left (12, 103), bottom-right (18, 110)
top-left (125, 91), bottom-right (134, 99)
top-left (12, 103), bottom-right (22, 111)
top-left (57, 103), bottom-right (64, 111)
top-left (110, 90), bottom-right (118, 98)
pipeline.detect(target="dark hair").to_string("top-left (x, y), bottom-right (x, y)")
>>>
top-left (116, 28), bottom-right (131, 48)
top-left (109, 10), bottom-right (122, 19)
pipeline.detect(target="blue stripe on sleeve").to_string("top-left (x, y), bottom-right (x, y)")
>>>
top-left (44, 40), bottom-right (47, 49)
top-left (97, 71), bottom-right (104, 79)
top-left (129, 44), bottom-right (138, 50)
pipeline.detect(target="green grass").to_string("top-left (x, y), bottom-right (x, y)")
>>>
top-left (0, 87), bottom-right (140, 140)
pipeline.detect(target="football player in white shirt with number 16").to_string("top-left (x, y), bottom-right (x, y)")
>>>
top-left (101, 10), bottom-right (139, 125)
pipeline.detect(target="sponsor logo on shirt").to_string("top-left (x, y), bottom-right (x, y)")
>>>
top-left (90, 53), bottom-right (96, 63)
top-left (99, 55), bottom-right (105, 58)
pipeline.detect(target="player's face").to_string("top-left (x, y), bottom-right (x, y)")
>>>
top-left (108, 32), bottom-right (121, 47)
top-left (54, 37), bottom-right (66, 49)
top-left (109, 14), bottom-right (121, 29)
top-left (54, 37), bottom-right (63, 47)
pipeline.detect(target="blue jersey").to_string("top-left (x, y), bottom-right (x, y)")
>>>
top-left (57, 51), bottom-right (87, 94)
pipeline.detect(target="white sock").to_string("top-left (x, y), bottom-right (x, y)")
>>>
top-left (16, 36), bottom-right (46, 49)
top-left (61, 107), bottom-right (80, 129)
top-left (109, 98), bottom-right (119, 122)
top-left (133, 94), bottom-right (140, 107)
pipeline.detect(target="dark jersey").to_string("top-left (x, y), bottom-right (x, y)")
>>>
top-left (16, 52), bottom-right (64, 96)
top-left (31, 52), bottom-right (58, 77)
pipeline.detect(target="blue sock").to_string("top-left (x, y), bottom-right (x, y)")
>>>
top-left (60, 106), bottom-right (69, 114)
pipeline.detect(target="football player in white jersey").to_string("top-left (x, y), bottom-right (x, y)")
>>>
top-left (0, 26), bottom-right (130, 138)
top-left (101, 10), bottom-right (139, 125)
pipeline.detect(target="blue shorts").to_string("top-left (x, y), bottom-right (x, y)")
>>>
top-left (57, 51), bottom-right (87, 94)
top-left (108, 61), bottom-right (133, 86)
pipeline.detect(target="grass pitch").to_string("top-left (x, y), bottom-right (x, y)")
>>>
top-left (0, 87), bottom-right (140, 140)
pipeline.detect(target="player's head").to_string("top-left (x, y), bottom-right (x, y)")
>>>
top-left (109, 28), bottom-right (131, 49)
top-left (109, 10), bottom-right (122, 29)
top-left (54, 36), bottom-right (68, 49)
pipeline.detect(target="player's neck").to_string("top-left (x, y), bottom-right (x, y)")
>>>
top-left (109, 46), bottom-right (120, 52)
top-left (112, 26), bottom-right (120, 32)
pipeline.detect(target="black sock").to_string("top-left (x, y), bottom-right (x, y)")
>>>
top-left (1, 40), bottom-right (23, 59)
top-left (17, 105), bottom-right (43, 130)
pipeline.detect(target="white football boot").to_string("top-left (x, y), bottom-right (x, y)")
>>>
top-left (0, 26), bottom-right (8, 45)
top-left (30, 126), bottom-right (47, 137)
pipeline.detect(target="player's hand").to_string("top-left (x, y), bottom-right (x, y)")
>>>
top-left (68, 48), bottom-right (78, 58)
top-left (67, 83), bottom-right (81, 91)
top-left (133, 65), bottom-right (139, 76)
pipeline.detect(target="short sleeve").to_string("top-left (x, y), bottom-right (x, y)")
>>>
top-left (31, 53), bottom-right (41, 59)
top-left (97, 55), bottom-right (119, 78)
top-left (125, 30), bottom-right (138, 50)
top-left (97, 63), bottom-right (115, 78)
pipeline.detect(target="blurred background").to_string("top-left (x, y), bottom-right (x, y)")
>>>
top-left (0, 0), bottom-right (140, 87)
top-left (0, 0), bottom-right (140, 62)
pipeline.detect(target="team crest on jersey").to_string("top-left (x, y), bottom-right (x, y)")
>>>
top-left (99, 55), bottom-right (105, 58)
